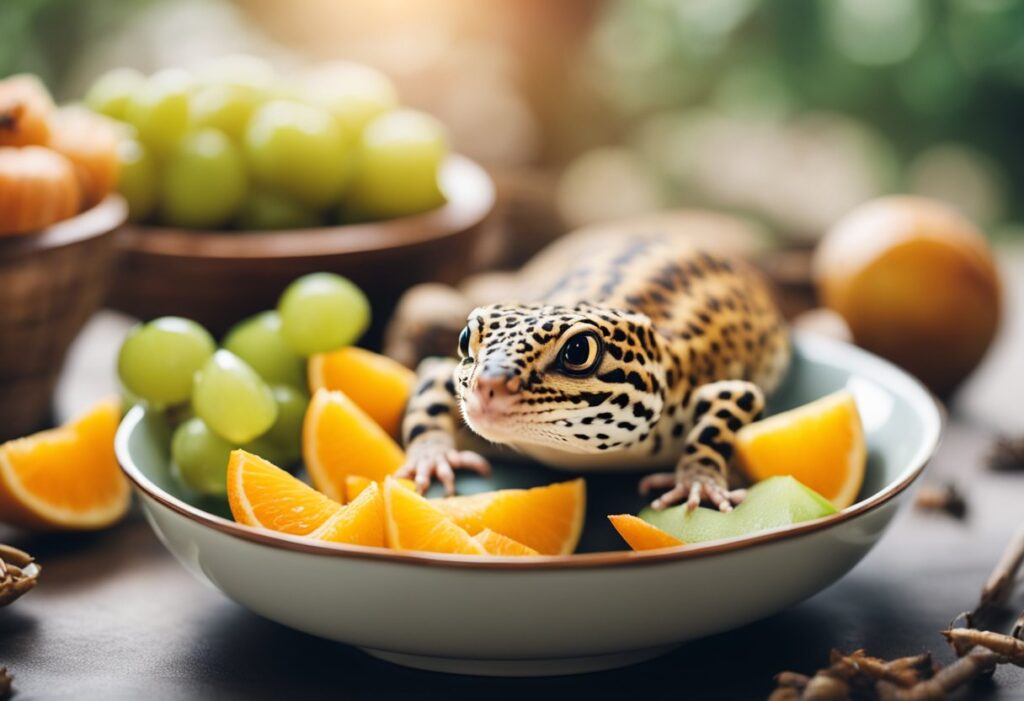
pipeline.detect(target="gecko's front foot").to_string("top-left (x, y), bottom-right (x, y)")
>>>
top-left (639, 464), bottom-right (746, 513)
top-left (395, 436), bottom-right (491, 496)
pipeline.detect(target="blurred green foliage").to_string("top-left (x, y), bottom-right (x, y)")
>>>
top-left (578, 0), bottom-right (1024, 230)
top-left (0, 0), bottom-right (153, 95)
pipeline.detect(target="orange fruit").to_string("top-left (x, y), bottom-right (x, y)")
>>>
top-left (227, 449), bottom-right (341, 536)
top-left (47, 107), bottom-right (121, 207)
top-left (383, 477), bottom-right (485, 555)
top-left (735, 389), bottom-right (866, 510)
top-left (303, 388), bottom-right (406, 503)
top-left (608, 514), bottom-right (684, 551)
top-left (0, 74), bottom-right (53, 147)
top-left (0, 398), bottom-right (128, 530)
top-left (473, 528), bottom-right (538, 556)
top-left (434, 479), bottom-right (586, 555)
top-left (311, 480), bottom-right (386, 547)
top-left (0, 145), bottom-right (81, 236)
top-left (814, 196), bottom-right (1000, 396)
top-left (308, 347), bottom-right (416, 437)
top-left (345, 474), bottom-right (414, 502)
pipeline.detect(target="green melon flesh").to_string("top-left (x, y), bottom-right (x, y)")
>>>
top-left (639, 476), bottom-right (837, 544)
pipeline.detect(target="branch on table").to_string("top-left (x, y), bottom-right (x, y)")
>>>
top-left (0, 543), bottom-right (40, 607)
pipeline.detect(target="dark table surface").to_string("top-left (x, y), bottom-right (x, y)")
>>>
top-left (2, 250), bottom-right (1024, 700)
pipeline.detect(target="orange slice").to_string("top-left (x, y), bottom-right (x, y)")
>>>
top-left (227, 449), bottom-right (340, 535)
top-left (0, 398), bottom-right (128, 530)
top-left (311, 480), bottom-right (386, 547)
top-left (434, 479), bottom-right (585, 555)
top-left (308, 347), bottom-right (416, 437)
top-left (383, 477), bottom-right (486, 555)
top-left (735, 389), bottom-right (866, 509)
top-left (303, 388), bottom-right (406, 503)
top-left (473, 528), bottom-right (538, 556)
top-left (345, 474), bottom-right (415, 502)
top-left (608, 514), bottom-right (684, 551)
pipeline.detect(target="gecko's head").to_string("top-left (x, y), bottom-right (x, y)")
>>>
top-left (454, 302), bottom-right (666, 454)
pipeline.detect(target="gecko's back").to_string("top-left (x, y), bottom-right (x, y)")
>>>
top-left (521, 229), bottom-right (790, 395)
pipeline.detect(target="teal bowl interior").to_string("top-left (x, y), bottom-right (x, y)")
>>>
top-left (120, 333), bottom-right (941, 555)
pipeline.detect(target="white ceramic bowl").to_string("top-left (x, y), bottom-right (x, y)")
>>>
top-left (116, 334), bottom-right (942, 676)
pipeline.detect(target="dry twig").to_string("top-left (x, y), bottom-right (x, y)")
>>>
top-left (0, 543), bottom-right (40, 607)
top-left (767, 521), bottom-right (1024, 699)
top-left (988, 436), bottom-right (1024, 472)
top-left (914, 483), bottom-right (967, 519)
top-left (974, 523), bottom-right (1024, 619)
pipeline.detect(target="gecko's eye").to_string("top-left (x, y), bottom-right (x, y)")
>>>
top-left (557, 331), bottom-right (602, 376)
top-left (458, 326), bottom-right (471, 358)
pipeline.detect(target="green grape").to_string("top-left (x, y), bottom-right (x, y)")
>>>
top-left (300, 61), bottom-right (398, 138)
top-left (171, 417), bottom-right (233, 495)
top-left (161, 128), bottom-right (247, 228)
top-left (190, 83), bottom-right (266, 141)
top-left (85, 67), bottom-right (146, 121)
top-left (236, 189), bottom-right (321, 230)
top-left (262, 384), bottom-right (308, 463)
top-left (244, 100), bottom-right (349, 209)
top-left (277, 272), bottom-right (371, 356)
top-left (116, 138), bottom-right (158, 222)
top-left (193, 350), bottom-right (278, 443)
top-left (222, 311), bottom-right (306, 387)
top-left (117, 317), bottom-right (216, 406)
top-left (347, 109), bottom-right (448, 220)
top-left (125, 68), bottom-right (193, 158)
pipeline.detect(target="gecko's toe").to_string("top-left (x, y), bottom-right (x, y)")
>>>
top-left (445, 450), bottom-right (491, 476)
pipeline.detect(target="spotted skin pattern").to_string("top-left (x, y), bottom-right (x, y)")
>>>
top-left (397, 232), bottom-right (790, 511)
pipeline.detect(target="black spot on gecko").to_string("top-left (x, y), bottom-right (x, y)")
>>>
top-left (425, 403), bottom-right (449, 416)
top-left (407, 425), bottom-right (429, 442)
top-left (737, 391), bottom-right (756, 411)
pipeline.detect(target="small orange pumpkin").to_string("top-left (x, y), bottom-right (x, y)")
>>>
top-left (0, 75), bottom-right (54, 147)
top-left (47, 107), bottom-right (121, 207)
top-left (0, 146), bottom-right (82, 236)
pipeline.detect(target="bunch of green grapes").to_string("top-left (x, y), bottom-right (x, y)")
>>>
top-left (116, 272), bottom-right (370, 496)
top-left (85, 56), bottom-right (449, 229)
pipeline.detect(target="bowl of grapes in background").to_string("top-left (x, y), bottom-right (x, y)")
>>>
top-left (83, 56), bottom-right (495, 335)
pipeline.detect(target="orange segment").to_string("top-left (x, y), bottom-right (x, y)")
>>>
top-left (346, 474), bottom-right (414, 502)
top-left (434, 479), bottom-right (585, 555)
top-left (473, 528), bottom-right (538, 556)
top-left (735, 389), bottom-right (866, 509)
top-left (383, 478), bottom-right (486, 555)
top-left (227, 449), bottom-right (341, 535)
top-left (311, 481), bottom-right (386, 547)
top-left (608, 514), bottom-right (684, 551)
top-left (303, 388), bottom-right (406, 503)
top-left (308, 347), bottom-right (416, 437)
top-left (0, 398), bottom-right (128, 530)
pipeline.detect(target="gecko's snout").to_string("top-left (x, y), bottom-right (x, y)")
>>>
top-left (473, 369), bottom-right (521, 398)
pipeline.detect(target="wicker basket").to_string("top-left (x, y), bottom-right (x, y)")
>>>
top-left (0, 196), bottom-right (127, 441)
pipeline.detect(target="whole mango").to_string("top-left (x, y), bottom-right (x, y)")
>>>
top-left (813, 196), bottom-right (1001, 396)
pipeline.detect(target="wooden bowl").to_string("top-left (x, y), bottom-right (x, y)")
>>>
top-left (108, 155), bottom-right (496, 337)
top-left (0, 195), bottom-right (127, 441)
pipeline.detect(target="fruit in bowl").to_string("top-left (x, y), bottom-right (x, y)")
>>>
top-left (83, 56), bottom-right (450, 229)
top-left (115, 333), bottom-right (942, 674)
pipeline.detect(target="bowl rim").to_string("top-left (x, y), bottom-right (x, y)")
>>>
top-left (115, 154), bottom-right (493, 260)
top-left (0, 194), bottom-right (127, 258)
top-left (116, 332), bottom-right (943, 571)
